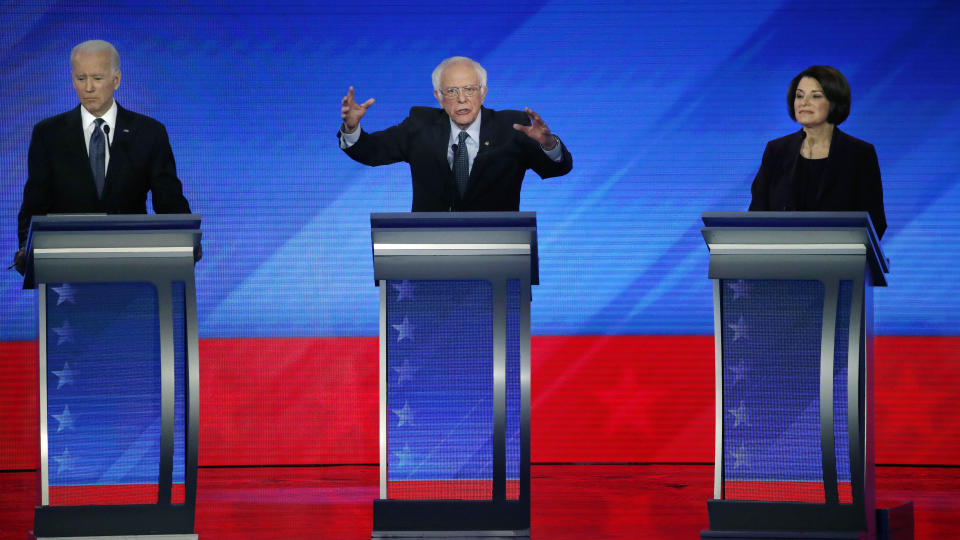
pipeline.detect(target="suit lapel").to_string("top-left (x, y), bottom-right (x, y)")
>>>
top-left (63, 106), bottom-right (100, 198)
top-left (105, 104), bottom-right (134, 191)
top-left (463, 107), bottom-right (495, 198)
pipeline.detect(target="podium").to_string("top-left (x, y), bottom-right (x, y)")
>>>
top-left (24, 214), bottom-right (201, 539)
top-left (369, 212), bottom-right (536, 537)
top-left (698, 212), bottom-right (907, 540)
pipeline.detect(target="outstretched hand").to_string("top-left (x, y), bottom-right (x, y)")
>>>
top-left (341, 86), bottom-right (375, 133)
top-left (513, 107), bottom-right (557, 149)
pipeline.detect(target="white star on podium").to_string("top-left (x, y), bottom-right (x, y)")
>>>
top-left (392, 280), bottom-right (415, 302)
top-left (393, 444), bottom-right (415, 470)
top-left (52, 321), bottom-right (75, 346)
top-left (53, 447), bottom-right (74, 474)
top-left (727, 316), bottom-right (747, 342)
top-left (392, 317), bottom-right (414, 342)
top-left (393, 358), bottom-right (418, 384)
top-left (53, 405), bottom-right (75, 432)
top-left (727, 400), bottom-right (749, 428)
top-left (50, 283), bottom-right (77, 305)
top-left (52, 362), bottom-right (75, 390)
top-left (727, 360), bottom-right (747, 385)
top-left (727, 280), bottom-right (748, 300)
top-left (392, 401), bottom-right (413, 427)
top-left (728, 444), bottom-right (747, 469)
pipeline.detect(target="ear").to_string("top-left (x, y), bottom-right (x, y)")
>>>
top-left (434, 89), bottom-right (443, 105)
top-left (113, 69), bottom-right (122, 90)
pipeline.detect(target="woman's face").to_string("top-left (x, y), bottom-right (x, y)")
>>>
top-left (794, 76), bottom-right (831, 128)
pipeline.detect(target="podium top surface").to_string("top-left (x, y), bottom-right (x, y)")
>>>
top-left (371, 211), bottom-right (536, 230)
top-left (24, 214), bottom-right (202, 289)
top-left (28, 213), bottom-right (202, 234)
top-left (370, 212), bottom-right (539, 284)
top-left (701, 211), bottom-right (888, 284)
top-left (702, 211), bottom-right (879, 234)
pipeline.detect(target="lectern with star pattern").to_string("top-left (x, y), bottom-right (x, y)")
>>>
top-left (370, 212), bottom-right (537, 537)
top-left (24, 214), bottom-right (201, 539)
top-left (699, 212), bottom-right (896, 540)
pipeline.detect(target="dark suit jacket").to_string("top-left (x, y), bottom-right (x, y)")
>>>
top-left (340, 106), bottom-right (573, 211)
top-left (17, 104), bottom-right (192, 247)
top-left (749, 128), bottom-right (886, 238)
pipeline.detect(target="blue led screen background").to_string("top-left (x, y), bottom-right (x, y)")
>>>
top-left (1, 0), bottom-right (958, 341)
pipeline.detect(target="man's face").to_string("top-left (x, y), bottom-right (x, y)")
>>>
top-left (72, 51), bottom-right (121, 117)
top-left (434, 61), bottom-right (487, 130)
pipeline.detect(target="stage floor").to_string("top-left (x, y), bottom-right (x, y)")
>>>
top-left (1, 464), bottom-right (957, 539)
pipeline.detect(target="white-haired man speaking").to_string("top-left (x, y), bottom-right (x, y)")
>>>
top-left (338, 56), bottom-right (572, 212)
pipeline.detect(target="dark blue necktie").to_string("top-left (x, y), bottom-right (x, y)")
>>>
top-left (89, 118), bottom-right (106, 197)
top-left (454, 130), bottom-right (469, 196)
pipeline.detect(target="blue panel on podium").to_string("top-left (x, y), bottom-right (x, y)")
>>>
top-left (721, 279), bottom-right (825, 502)
top-left (386, 279), bottom-right (493, 499)
top-left (45, 282), bottom-right (161, 504)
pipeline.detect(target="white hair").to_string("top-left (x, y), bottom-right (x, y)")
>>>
top-left (431, 56), bottom-right (487, 92)
top-left (71, 40), bottom-right (121, 72)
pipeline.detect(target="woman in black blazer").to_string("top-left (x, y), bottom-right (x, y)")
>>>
top-left (749, 65), bottom-right (886, 238)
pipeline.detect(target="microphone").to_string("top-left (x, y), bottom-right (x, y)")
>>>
top-left (103, 124), bottom-right (111, 148)
top-left (451, 143), bottom-right (458, 155)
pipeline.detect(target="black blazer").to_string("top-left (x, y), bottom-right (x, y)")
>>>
top-left (749, 128), bottom-right (886, 238)
top-left (17, 104), bottom-right (192, 247)
top-left (340, 106), bottom-right (573, 211)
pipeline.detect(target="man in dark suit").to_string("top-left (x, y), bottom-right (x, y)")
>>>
top-left (14, 40), bottom-right (193, 273)
top-left (338, 56), bottom-right (572, 211)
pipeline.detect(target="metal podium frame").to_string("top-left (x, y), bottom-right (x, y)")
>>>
top-left (25, 214), bottom-right (201, 539)
top-left (370, 212), bottom-right (537, 537)
top-left (700, 211), bottom-right (888, 540)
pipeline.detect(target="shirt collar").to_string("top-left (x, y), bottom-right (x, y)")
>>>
top-left (448, 111), bottom-right (481, 144)
top-left (80, 100), bottom-right (119, 130)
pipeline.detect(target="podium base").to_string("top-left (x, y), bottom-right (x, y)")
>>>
top-left (372, 531), bottom-right (528, 538)
top-left (372, 499), bottom-right (528, 535)
top-left (700, 532), bottom-right (861, 539)
top-left (700, 501), bottom-right (914, 540)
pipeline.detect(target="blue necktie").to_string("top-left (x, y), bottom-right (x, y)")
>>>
top-left (89, 118), bottom-right (106, 197)
top-left (454, 130), bottom-right (469, 196)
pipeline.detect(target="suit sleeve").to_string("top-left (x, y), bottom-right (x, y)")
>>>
top-left (748, 142), bottom-right (775, 211)
top-left (147, 122), bottom-right (192, 214)
top-left (17, 124), bottom-right (54, 248)
top-left (527, 136), bottom-right (573, 180)
top-left (341, 117), bottom-right (411, 167)
top-left (861, 144), bottom-right (886, 238)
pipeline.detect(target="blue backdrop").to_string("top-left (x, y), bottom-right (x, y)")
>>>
top-left (2, 0), bottom-right (959, 340)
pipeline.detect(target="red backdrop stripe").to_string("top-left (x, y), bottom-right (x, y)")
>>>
top-left (1, 336), bottom-right (957, 470)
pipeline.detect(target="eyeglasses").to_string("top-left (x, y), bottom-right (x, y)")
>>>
top-left (440, 85), bottom-right (482, 100)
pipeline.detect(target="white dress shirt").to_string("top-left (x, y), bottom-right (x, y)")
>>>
top-left (80, 100), bottom-right (118, 172)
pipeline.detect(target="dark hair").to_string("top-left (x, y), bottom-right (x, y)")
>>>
top-left (787, 65), bottom-right (851, 125)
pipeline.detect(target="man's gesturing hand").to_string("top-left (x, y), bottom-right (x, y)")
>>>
top-left (341, 86), bottom-right (375, 133)
top-left (512, 107), bottom-right (558, 150)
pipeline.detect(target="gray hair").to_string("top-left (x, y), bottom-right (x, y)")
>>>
top-left (431, 56), bottom-right (487, 92)
top-left (71, 40), bottom-right (121, 73)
